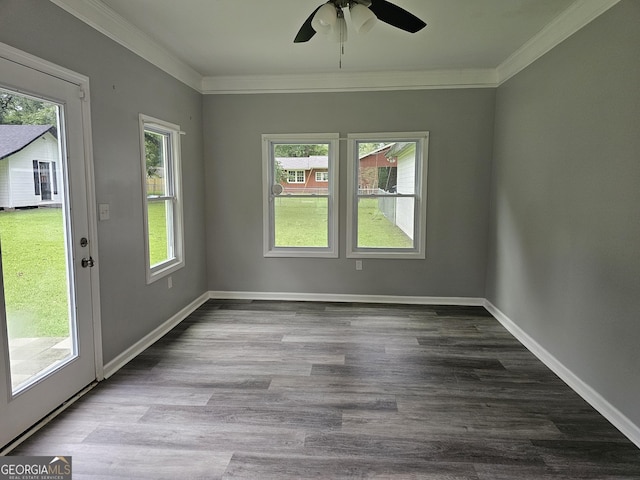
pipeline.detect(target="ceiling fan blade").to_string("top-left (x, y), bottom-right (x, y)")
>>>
top-left (369, 0), bottom-right (426, 33)
top-left (294, 5), bottom-right (323, 43)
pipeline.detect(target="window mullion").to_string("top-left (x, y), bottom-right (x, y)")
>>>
top-left (147, 195), bottom-right (173, 202)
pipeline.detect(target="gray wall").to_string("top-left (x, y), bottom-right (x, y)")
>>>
top-left (0, 0), bottom-right (208, 364)
top-left (204, 89), bottom-right (495, 297)
top-left (487, 0), bottom-right (640, 427)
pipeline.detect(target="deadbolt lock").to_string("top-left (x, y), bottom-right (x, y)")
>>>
top-left (81, 257), bottom-right (95, 268)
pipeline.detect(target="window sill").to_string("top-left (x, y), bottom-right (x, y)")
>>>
top-left (146, 259), bottom-right (184, 284)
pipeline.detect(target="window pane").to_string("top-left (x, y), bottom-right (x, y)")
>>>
top-left (274, 197), bottom-right (328, 247)
top-left (145, 130), bottom-right (168, 197)
top-left (357, 195), bottom-right (413, 249)
top-left (1, 190), bottom-right (74, 392)
top-left (0, 90), bottom-right (75, 392)
top-left (147, 200), bottom-right (172, 266)
top-left (274, 143), bottom-right (329, 194)
top-left (357, 142), bottom-right (397, 193)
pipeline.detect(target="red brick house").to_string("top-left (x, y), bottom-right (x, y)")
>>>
top-left (358, 144), bottom-right (397, 193)
top-left (276, 156), bottom-right (329, 194)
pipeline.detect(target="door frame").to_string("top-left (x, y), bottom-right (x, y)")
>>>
top-left (0, 42), bottom-right (103, 381)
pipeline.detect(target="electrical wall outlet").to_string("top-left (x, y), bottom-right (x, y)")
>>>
top-left (355, 260), bottom-right (363, 271)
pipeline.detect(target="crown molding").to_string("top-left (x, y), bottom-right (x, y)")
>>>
top-left (50, 0), bottom-right (620, 94)
top-left (496, 0), bottom-right (621, 85)
top-left (201, 69), bottom-right (498, 94)
top-left (48, 0), bottom-right (202, 92)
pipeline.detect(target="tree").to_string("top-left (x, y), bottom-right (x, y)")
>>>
top-left (274, 160), bottom-right (287, 183)
top-left (377, 166), bottom-right (397, 191)
top-left (0, 92), bottom-right (57, 125)
top-left (358, 142), bottom-right (388, 157)
top-left (274, 144), bottom-right (328, 157)
top-left (144, 132), bottom-right (162, 178)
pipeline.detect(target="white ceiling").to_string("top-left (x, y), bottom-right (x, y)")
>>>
top-left (50, 0), bottom-right (620, 93)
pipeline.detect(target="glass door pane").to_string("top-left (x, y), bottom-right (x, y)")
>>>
top-left (0, 90), bottom-right (77, 394)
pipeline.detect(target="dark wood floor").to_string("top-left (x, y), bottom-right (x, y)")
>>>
top-left (10, 300), bottom-right (640, 479)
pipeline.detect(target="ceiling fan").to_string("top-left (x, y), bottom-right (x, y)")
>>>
top-left (294, 0), bottom-right (426, 43)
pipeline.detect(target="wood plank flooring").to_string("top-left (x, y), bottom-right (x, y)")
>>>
top-left (9, 300), bottom-right (640, 479)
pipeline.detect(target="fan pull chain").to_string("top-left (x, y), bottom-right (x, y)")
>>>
top-left (339, 20), bottom-right (345, 69)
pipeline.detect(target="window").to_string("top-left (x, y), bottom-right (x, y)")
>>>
top-left (262, 133), bottom-right (339, 257)
top-left (287, 170), bottom-right (305, 183)
top-left (347, 132), bottom-right (429, 259)
top-left (315, 171), bottom-right (329, 182)
top-left (139, 114), bottom-right (184, 282)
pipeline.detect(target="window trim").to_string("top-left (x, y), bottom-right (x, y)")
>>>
top-left (346, 132), bottom-right (429, 259)
top-left (139, 114), bottom-right (185, 283)
top-left (262, 133), bottom-right (339, 258)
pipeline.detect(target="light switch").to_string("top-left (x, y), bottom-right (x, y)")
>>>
top-left (99, 203), bottom-right (110, 221)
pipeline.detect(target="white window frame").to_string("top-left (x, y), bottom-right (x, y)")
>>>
top-left (262, 133), bottom-right (339, 258)
top-left (315, 171), bottom-right (329, 182)
top-left (287, 170), bottom-right (305, 184)
top-left (347, 132), bottom-right (429, 259)
top-left (139, 114), bottom-right (184, 283)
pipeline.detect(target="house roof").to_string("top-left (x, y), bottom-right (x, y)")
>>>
top-left (359, 143), bottom-right (394, 160)
top-left (275, 156), bottom-right (328, 170)
top-left (386, 142), bottom-right (414, 158)
top-left (0, 125), bottom-right (56, 160)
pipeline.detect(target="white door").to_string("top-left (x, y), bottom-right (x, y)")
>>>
top-left (0, 50), bottom-right (99, 448)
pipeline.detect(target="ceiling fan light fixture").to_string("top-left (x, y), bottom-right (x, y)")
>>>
top-left (349, 3), bottom-right (377, 34)
top-left (311, 3), bottom-right (338, 34)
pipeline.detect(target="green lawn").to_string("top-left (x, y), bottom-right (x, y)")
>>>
top-left (0, 208), bottom-right (70, 338)
top-left (274, 198), bottom-right (329, 247)
top-left (357, 198), bottom-right (413, 248)
top-left (274, 197), bottom-right (412, 248)
top-left (147, 201), bottom-right (170, 266)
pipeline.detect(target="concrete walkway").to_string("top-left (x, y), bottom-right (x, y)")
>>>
top-left (8, 336), bottom-right (72, 390)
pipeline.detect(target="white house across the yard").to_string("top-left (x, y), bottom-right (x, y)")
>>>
top-left (0, 124), bottom-right (62, 209)
top-left (388, 142), bottom-right (416, 239)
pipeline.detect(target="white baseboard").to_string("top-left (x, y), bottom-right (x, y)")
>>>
top-left (102, 292), bottom-right (209, 378)
top-left (208, 290), bottom-right (485, 306)
top-left (483, 300), bottom-right (640, 449)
